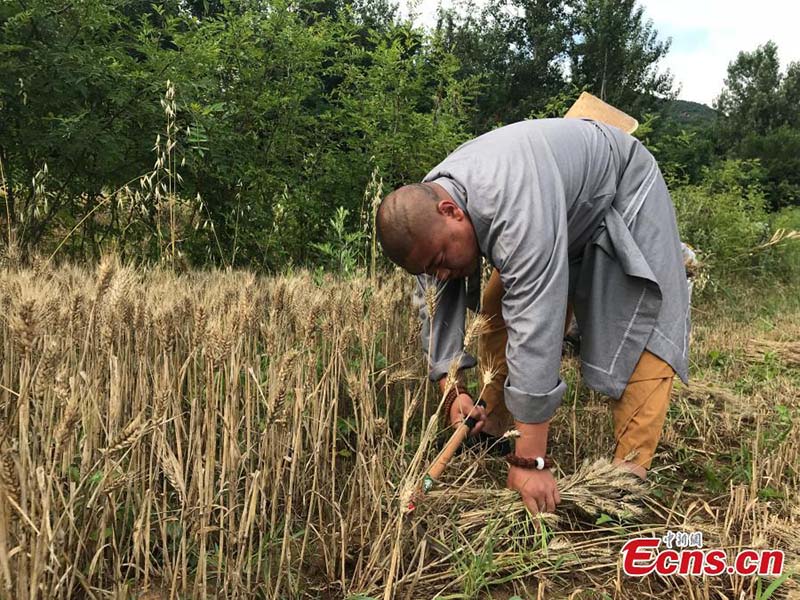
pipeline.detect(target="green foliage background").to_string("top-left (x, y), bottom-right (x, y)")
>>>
top-left (0, 0), bottom-right (798, 279)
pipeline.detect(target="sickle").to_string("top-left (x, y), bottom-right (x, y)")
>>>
top-left (406, 399), bottom-right (487, 512)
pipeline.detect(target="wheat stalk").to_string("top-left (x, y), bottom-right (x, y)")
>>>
top-left (102, 412), bottom-right (149, 455)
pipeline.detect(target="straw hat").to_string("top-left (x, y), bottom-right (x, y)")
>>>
top-left (564, 91), bottom-right (639, 134)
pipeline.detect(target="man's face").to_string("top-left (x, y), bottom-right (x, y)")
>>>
top-left (404, 202), bottom-right (480, 282)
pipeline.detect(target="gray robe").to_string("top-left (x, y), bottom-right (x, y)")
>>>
top-left (415, 118), bottom-right (690, 424)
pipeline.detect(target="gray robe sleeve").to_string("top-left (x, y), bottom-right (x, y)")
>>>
top-left (489, 180), bottom-right (569, 423)
top-left (414, 274), bottom-right (477, 382)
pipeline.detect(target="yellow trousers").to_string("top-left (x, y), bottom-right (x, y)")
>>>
top-left (479, 269), bottom-right (674, 469)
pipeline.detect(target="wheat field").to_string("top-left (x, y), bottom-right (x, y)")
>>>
top-left (0, 257), bottom-right (798, 599)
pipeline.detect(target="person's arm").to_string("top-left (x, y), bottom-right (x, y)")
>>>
top-left (414, 274), bottom-right (486, 431)
top-left (508, 420), bottom-right (561, 514)
top-left (414, 274), bottom-right (476, 381)
top-left (490, 189), bottom-right (570, 514)
top-left (495, 220), bottom-right (569, 428)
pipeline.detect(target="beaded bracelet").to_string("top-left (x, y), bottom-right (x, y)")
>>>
top-left (504, 454), bottom-right (554, 470)
top-left (441, 383), bottom-right (470, 426)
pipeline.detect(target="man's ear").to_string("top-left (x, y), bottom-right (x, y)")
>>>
top-left (437, 199), bottom-right (462, 220)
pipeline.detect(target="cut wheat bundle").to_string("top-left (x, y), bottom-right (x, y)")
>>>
top-left (747, 338), bottom-right (800, 368)
top-left (424, 458), bottom-right (649, 528)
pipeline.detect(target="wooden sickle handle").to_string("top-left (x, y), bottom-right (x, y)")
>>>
top-left (407, 399), bottom-right (486, 512)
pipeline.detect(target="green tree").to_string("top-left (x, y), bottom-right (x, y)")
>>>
top-left (178, 10), bottom-right (474, 268)
top-left (641, 100), bottom-right (718, 186)
top-left (0, 0), bottom-right (189, 252)
top-left (569, 0), bottom-right (674, 117)
top-left (780, 61), bottom-right (800, 128)
top-left (738, 127), bottom-right (800, 210)
top-left (0, 0), bottom-right (474, 267)
top-left (714, 41), bottom-right (785, 142)
top-left (714, 42), bottom-right (800, 209)
top-left (438, 0), bottom-right (674, 132)
top-left (436, 0), bottom-right (573, 132)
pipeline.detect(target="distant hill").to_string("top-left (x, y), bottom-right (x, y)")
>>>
top-left (662, 99), bottom-right (718, 129)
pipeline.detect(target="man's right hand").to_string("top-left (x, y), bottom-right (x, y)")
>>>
top-left (449, 393), bottom-right (487, 435)
top-left (507, 464), bottom-right (561, 514)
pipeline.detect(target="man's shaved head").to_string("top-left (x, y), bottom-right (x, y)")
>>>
top-left (376, 183), bottom-right (441, 267)
top-left (376, 182), bottom-right (480, 281)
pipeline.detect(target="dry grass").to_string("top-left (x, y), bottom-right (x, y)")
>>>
top-left (747, 339), bottom-right (800, 368)
top-left (0, 261), bottom-right (798, 599)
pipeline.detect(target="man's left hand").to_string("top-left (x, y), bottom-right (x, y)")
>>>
top-left (507, 465), bottom-right (560, 514)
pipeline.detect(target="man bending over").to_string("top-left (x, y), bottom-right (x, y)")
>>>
top-left (376, 118), bottom-right (690, 516)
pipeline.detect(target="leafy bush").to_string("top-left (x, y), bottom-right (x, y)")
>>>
top-left (311, 207), bottom-right (367, 275)
top-left (672, 159), bottom-right (770, 277)
top-left (739, 126), bottom-right (800, 210)
top-left (764, 206), bottom-right (800, 278)
top-left (0, 1), bottom-right (474, 268)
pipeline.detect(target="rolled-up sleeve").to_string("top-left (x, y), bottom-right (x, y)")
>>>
top-left (492, 190), bottom-right (569, 423)
top-left (414, 274), bottom-right (476, 382)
